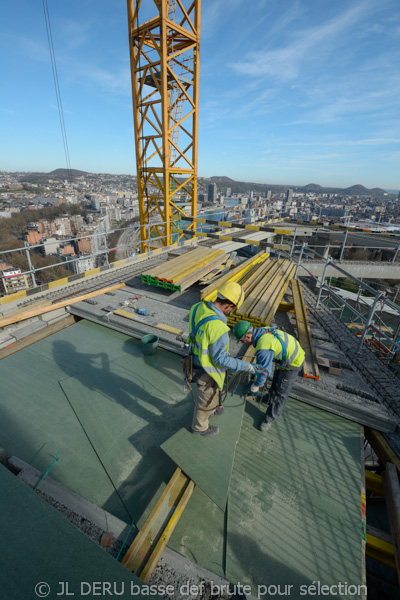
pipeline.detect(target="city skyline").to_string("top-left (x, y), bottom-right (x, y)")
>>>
top-left (1, 1), bottom-right (400, 189)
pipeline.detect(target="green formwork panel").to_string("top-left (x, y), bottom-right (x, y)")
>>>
top-left (59, 350), bottom-right (192, 526)
top-left (161, 390), bottom-right (246, 510)
top-left (0, 464), bottom-right (161, 600)
top-left (0, 319), bottom-right (364, 593)
top-left (0, 320), bottom-right (191, 523)
top-left (169, 399), bottom-right (364, 599)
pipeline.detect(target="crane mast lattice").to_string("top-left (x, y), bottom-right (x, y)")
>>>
top-left (127, 0), bottom-right (201, 252)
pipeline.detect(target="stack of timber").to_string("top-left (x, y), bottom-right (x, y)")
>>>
top-left (141, 247), bottom-right (227, 292)
top-left (201, 253), bottom-right (296, 328)
top-left (230, 258), bottom-right (296, 327)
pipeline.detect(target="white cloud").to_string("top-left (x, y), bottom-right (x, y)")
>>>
top-left (230, 2), bottom-right (374, 81)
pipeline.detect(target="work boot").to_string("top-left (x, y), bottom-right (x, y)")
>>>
top-left (192, 425), bottom-right (219, 437)
top-left (213, 406), bottom-right (224, 416)
top-left (259, 419), bottom-right (273, 432)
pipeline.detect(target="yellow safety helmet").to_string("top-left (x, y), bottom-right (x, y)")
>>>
top-left (217, 281), bottom-right (244, 308)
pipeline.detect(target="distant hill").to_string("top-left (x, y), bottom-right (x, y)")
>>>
top-left (48, 168), bottom-right (89, 178)
top-left (303, 183), bottom-right (323, 191)
top-left (209, 176), bottom-right (235, 183)
top-left (200, 176), bottom-right (391, 199)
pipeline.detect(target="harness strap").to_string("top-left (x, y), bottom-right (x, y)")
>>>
top-left (189, 303), bottom-right (221, 346)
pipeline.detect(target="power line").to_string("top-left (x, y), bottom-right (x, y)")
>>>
top-left (42, 0), bottom-right (72, 181)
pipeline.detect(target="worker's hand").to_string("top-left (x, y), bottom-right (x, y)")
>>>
top-left (246, 383), bottom-right (259, 396)
top-left (247, 363), bottom-right (256, 374)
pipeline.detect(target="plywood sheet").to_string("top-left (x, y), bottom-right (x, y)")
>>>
top-left (0, 464), bottom-right (160, 600)
top-left (225, 399), bottom-right (363, 593)
top-left (161, 388), bottom-right (246, 510)
top-left (169, 399), bottom-right (363, 597)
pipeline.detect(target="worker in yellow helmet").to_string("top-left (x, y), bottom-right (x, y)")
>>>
top-left (187, 282), bottom-right (258, 437)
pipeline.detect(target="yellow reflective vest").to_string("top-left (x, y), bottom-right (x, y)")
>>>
top-left (255, 329), bottom-right (305, 369)
top-left (188, 302), bottom-right (230, 390)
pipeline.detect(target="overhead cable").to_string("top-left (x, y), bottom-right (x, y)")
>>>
top-left (42, 0), bottom-right (72, 181)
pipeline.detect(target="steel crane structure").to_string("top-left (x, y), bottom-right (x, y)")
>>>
top-left (127, 0), bottom-right (201, 252)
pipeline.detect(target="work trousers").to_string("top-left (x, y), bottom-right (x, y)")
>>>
top-left (192, 371), bottom-right (220, 432)
top-left (264, 364), bottom-right (303, 424)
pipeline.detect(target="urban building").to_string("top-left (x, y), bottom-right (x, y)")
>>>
top-left (0, 268), bottom-right (33, 295)
top-left (208, 183), bottom-right (217, 203)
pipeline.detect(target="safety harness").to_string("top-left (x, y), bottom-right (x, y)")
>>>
top-left (183, 302), bottom-right (227, 410)
top-left (262, 327), bottom-right (301, 369)
top-left (183, 302), bottom-right (221, 383)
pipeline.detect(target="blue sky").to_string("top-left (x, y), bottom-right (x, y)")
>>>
top-left (1, 0), bottom-right (399, 189)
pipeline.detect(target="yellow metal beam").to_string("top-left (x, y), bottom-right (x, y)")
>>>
top-left (127, 1), bottom-right (201, 251)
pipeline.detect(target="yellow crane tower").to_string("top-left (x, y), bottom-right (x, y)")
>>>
top-left (127, 0), bottom-right (201, 252)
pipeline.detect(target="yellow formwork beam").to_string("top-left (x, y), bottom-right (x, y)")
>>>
top-left (291, 279), bottom-right (319, 380)
top-left (201, 252), bottom-right (268, 302)
top-left (366, 534), bottom-right (396, 570)
top-left (122, 468), bottom-right (194, 581)
top-left (365, 470), bottom-right (384, 495)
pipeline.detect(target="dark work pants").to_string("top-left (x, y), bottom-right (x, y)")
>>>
top-left (264, 364), bottom-right (303, 424)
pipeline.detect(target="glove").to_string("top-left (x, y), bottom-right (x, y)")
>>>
top-left (246, 383), bottom-right (259, 396)
top-left (247, 364), bottom-right (266, 375)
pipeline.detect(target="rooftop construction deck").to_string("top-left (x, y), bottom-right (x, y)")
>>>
top-left (0, 240), bottom-right (399, 600)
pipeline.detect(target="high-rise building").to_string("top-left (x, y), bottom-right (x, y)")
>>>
top-left (286, 189), bottom-right (293, 203)
top-left (208, 183), bottom-right (217, 203)
top-left (226, 187), bottom-right (231, 198)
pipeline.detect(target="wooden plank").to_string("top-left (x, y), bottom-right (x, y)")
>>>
top-left (237, 260), bottom-right (283, 317)
top-left (366, 524), bottom-right (392, 544)
top-left (122, 467), bottom-right (194, 580)
top-left (365, 470), bottom-right (384, 495)
top-left (0, 314), bottom-right (77, 360)
top-left (140, 479), bottom-right (195, 581)
top-left (0, 283), bottom-right (126, 328)
top-left (366, 533), bottom-right (397, 570)
top-left (200, 252), bottom-right (267, 300)
top-left (383, 463), bottom-right (400, 583)
top-left (251, 260), bottom-right (290, 320)
top-left (178, 254), bottom-right (228, 291)
top-left (365, 428), bottom-right (400, 477)
top-left (172, 250), bottom-right (225, 283)
top-left (258, 262), bottom-right (296, 323)
top-left (162, 248), bottom-right (215, 280)
top-left (291, 279), bottom-right (319, 380)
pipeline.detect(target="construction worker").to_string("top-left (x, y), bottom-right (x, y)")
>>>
top-left (188, 282), bottom-right (259, 437)
top-left (232, 321), bottom-right (305, 432)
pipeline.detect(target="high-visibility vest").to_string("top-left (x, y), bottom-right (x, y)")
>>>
top-left (188, 302), bottom-right (229, 389)
top-left (255, 328), bottom-right (305, 369)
